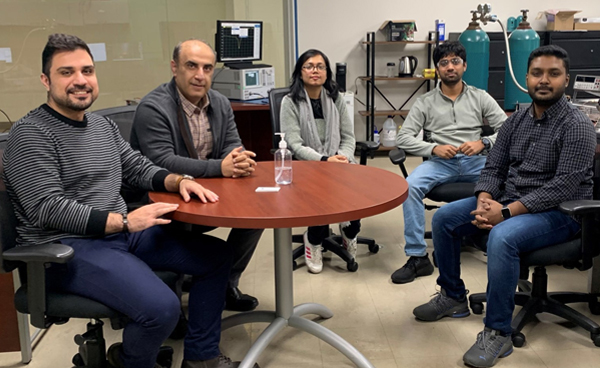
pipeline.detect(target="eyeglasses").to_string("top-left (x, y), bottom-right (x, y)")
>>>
top-left (437, 57), bottom-right (463, 68)
top-left (302, 64), bottom-right (327, 71)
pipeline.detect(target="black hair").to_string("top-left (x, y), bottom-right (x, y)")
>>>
top-left (288, 49), bottom-right (339, 103)
top-left (527, 45), bottom-right (570, 75)
top-left (433, 41), bottom-right (467, 66)
top-left (172, 39), bottom-right (216, 65)
top-left (42, 33), bottom-right (93, 77)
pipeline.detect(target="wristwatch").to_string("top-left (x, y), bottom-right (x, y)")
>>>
top-left (481, 137), bottom-right (491, 150)
top-left (122, 213), bottom-right (129, 233)
top-left (176, 174), bottom-right (195, 190)
top-left (501, 206), bottom-right (512, 220)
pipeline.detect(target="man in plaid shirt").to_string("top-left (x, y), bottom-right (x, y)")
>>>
top-left (413, 45), bottom-right (597, 367)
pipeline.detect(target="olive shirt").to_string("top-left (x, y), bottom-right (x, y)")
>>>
top-left (396, 81), bottom-right (506, 157)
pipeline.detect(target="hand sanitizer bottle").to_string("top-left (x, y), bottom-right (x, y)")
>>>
top-left (274, 133), bottom-right (292, 185)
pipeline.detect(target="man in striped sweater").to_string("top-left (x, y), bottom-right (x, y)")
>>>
top-left (2, 34), bottom-right (251, 368)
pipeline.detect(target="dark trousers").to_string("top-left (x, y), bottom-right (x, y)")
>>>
top-left (48, 226), bottom-right (232, 368)
top-left (188, 225), bottom-right (263, 289)
top-left (307, 220), bottom-right (361, 245)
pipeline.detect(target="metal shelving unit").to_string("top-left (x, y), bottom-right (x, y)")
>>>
top-left (361, 31), bottom-right (440, 140)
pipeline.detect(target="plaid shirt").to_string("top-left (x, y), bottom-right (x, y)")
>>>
top-left (177, 89), bottom-right (213, 160)
top-left (474, 96), bottom-right (596, 212)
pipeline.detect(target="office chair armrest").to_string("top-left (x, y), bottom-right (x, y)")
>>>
top-left (3, 243), bottom-right (74, 329)
top-left (388, 148), bottom-right (406, 166)
top-left (356, 140), bottom-right (380, 151)
top-left (560, 200), bottom-right (600, 270)
top-left (559, 200), bottom-right (600, 216)
top-left (3, 242), bottom-right (74, 264)
top-left (356, 141), bottom-right (379, 165)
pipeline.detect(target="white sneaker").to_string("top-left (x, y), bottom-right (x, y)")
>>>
top-left (339, 223), bottom-right (358, 259)
top-left (304, 231), bottom-right (323, 274)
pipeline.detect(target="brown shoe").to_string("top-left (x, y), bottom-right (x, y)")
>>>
top-left (181, 354), bottom-right (259, 368)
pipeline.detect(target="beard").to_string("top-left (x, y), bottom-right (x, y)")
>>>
top-left (50, 87), bottom-right (96, 112)
top-left (529, 85), bottom-right (564, 107)
top-left (439, 73), bottom-right (461, 86)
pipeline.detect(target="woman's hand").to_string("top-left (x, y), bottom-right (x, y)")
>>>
top-left (327, 155), bottom-right (349, 163)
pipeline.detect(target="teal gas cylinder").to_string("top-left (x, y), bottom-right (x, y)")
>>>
top-left (459, 13), bottom-right (490, 90)
top-left (504, 11), bottom-right (540, 110)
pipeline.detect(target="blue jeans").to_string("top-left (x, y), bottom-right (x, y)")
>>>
top-left (48, 226), bottom-right (233, 368)
top-left (433, 197), bottom-right (580, 334)
top-left (403, 154), bottom-right (486, 257)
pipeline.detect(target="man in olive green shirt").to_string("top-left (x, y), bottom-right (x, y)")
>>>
top-left (392, 41), bottom-right (506, 284)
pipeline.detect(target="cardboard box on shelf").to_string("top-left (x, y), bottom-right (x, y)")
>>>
top-left (379, 20), bottom-right (417, 41)
top-left (538, 9), bottom-right (581, 31)
top-left (574, 18), bottom-right (600, 31)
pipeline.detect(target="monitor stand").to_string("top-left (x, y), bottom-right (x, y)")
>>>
top-left (225, 62), bottom-right (272, 70)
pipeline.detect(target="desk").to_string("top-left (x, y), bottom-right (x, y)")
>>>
top-left (150, 161), bottom-right (408, 368)
top-left (231, 102), bottom-right (272, 161)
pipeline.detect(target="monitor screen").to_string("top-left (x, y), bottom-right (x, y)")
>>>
top-left (244, 70), bottom-right (260, 87)
top-left (216, 20), bottom-right (263, 64)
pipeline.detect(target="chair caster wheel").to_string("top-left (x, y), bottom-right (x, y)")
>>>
top-left (592, 333), bottom-right (600, 347)
top-left (293, 261), bottom-right (298, 270)
top-left (512, 332), bottom-right (526, 348)
top-left (369, 243), bottom-right (380, 254)
top-left (72, 353), bottom-right (85, 366)
top-left (589, 301), bottom-right (600, 315)
top-left (470, 302), bottom-right (484, 315)
top-left (347, 261), bottom-right (359, 272)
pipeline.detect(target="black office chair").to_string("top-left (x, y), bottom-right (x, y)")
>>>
top-left (467, 200), bottom-right (600, 348)
top-left (268, 87), bottom-right (380, 272)
top-left (468, 144), bottom-right (600, 348)
top-left (0, 130), bottom-right (176, 368)
top-left (94, 105), bottom-right (137, 143)
top-left (94, 105), bottom-right (149, 211)
top-left (389, 126), bottom-right (496, 270)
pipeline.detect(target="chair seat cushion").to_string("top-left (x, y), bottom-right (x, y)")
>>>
top-left (14, 287), bottom-right (122, 319)
top-left (521, 238), bottom-right (582, 267)
top-left (14, 270), bottom-right (180, 320)
top-left (427, 183), bottom-right (476, 203)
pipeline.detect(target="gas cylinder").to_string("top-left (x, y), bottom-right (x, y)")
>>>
top-left (504, 9), bottom-right (540, 111)
top-left (459, 11), bottom-right (490, 90)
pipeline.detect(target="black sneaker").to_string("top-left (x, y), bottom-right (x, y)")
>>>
top-left (391, 255), bottom-right (434, 284)
top-left (107, 343), bottom-right (172, 368)
top-left (413, 289), bottom-right (470, 321)
top-left (463, 328), bottom-right (513, 367)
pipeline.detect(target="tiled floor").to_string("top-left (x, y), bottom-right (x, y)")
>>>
top-left (2, 156), bottom-right (600, 368)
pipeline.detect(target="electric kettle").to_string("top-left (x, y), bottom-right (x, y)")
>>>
top-left (398, 56), bottom-right (418, 77)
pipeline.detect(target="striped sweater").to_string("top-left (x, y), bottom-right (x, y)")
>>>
top-left (2, 104), bottom-right (169, 246)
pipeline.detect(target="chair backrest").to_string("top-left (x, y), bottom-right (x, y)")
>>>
top-left (93, 105), bottom-right (138, 143)
top-left (0, 132), bottom-right (19, 273)
top-left (268, 87), bottom-right (291, 150)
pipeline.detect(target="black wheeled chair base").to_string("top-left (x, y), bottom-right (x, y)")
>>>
top-left (469, 266), bottom-right (600, 348)
top-left (291, 234), bottom-right (380, 272)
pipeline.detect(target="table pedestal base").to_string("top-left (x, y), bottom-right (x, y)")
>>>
top-left (221, 228), bottom-right (375, 368)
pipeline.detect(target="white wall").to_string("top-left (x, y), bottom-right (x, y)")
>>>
top-left (296, 0), bottom-right (599, 140)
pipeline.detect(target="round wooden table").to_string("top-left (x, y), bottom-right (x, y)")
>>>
top-left (150, 161), bottom-right (408, 368)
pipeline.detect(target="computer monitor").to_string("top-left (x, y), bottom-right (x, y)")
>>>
top-left (215, 20), bottom-right (263, 69)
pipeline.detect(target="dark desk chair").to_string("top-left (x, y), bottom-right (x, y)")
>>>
top-left (468, 145), bottom-right (600, 348)
top-left (468, 200), bottom-right (600, 348)
top-left (94, 105), bottom-right (137, 143)
top-left (95, 105), bottom-right (148, 211)
top-left (0, 127), bottom-right (176, 368)
top-left (389, 126), bottom-right (494, 239)
top-left (268, 87), bottom-right (380, 272)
